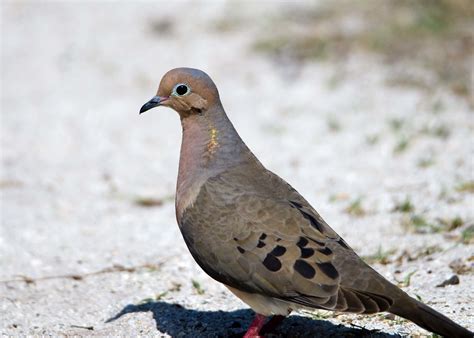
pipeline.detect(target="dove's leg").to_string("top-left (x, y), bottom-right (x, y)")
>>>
top-left (260, 315), bottom-right (285, 334)
top-left (243, 313), bottom-right (267, 338)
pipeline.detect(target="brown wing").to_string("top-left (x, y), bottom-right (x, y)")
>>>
top-left (179, 165), bottom-right (398, 313)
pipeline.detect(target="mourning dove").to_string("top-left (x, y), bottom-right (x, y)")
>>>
top-left (140, 68), bottom-right (472, 338)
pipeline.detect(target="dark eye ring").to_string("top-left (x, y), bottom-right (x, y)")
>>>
top-left (174, 84), bottom-right (189, 96)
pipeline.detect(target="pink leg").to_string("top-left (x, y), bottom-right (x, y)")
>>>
top-left (260, 315), bottom-right (285, 334)
top-left (243, 313), bottom-right (267, 338)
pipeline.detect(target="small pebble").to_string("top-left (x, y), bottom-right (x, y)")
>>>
top-left (436, 275), bottom-right (460, 287)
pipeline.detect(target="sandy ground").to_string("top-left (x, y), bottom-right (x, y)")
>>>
top-left (1, 2), bottom-right (473, 337)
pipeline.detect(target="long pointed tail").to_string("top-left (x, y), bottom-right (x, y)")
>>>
top-left (389, 296), bottom-right (472, 337)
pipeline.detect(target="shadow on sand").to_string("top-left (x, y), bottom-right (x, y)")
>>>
top-left (107, 301), bottom-right (402, 337)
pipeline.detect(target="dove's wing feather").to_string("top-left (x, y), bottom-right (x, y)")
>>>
top-left (179, 163), bottom-right (397, 313)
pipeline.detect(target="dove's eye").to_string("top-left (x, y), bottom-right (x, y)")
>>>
top-left (174, 84), bottom-right (190, 96)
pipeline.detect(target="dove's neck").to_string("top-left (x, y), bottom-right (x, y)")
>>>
top-left (176, 105), bottom-right (255, 217)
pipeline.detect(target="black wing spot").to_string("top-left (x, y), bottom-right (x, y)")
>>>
top-left (271, 245), bottom-right (286, 257)
top-left (308, 237), bottom-right (325, 246)
top-left (296, 237), bottom-right (309, 248)
top-left (317, 247), bottom-right (333, 256)
top-left (257, 240), bottom-right (266, 248)
top-left (290, 201), bottom-right (303, 209)
top-left (317, 262), bottom-right (339, 279)
top-left (259, 233), bottom-right (267, 240)
top-left (300, 210), bottom-right (324, 232)
top-left (263, 254), bottom-right (282, 272)
top-left (300, 247), bottom-right (314, 258)
top-left (237, 246), bottom-right (245, 254)
top-left (294, 260), bottom-right (316, 279)
top-left (290, 202), bottom-right (325, 233)
top-left (337, 238), bottom-right (350, 249)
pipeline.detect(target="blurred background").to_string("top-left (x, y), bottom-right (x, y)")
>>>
top-left (1, 1), bottom-right (473, 336)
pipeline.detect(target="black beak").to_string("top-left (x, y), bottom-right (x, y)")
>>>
top-left (139, 96), bottom-right (164, 114)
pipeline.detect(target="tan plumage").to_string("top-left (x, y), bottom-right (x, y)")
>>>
top-left (140, 68), bottom-right (472, 337)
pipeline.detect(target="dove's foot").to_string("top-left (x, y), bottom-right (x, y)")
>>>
top-left (243, 313), bottom-right (267, 338)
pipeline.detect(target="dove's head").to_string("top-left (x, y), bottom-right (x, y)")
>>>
top-left (140, 68), bottom-right (220, 118)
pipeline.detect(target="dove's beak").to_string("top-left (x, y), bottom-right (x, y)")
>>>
top-left (139, 96), bottom-right (169, 114)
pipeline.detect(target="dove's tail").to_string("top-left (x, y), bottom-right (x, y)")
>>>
top-left (389, 296), bottom-right (472, 337)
